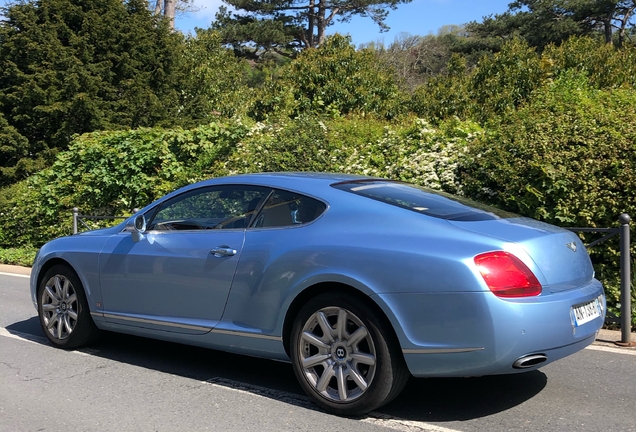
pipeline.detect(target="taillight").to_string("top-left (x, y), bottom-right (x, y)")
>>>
top-left (474, 251), bottom-right (542, 298)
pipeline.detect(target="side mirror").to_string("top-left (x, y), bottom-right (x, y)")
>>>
top-left (126, 214), bottom-right (147, 242)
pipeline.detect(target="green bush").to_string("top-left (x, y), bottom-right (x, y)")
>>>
top-left (542, 37), bottom-right (636, 90)
top-left (411, 38), bottom-right (545, 123)
top-left (251, 35), bottom-right (406, 120)
top-left (0, 120), bottom-right (250, 248)
top-left (460, 72), bottom-right (636, 325)
top-left (0, 247), bottom-right (38, 267)
top-left (410, 37), bottom-right (636, 125)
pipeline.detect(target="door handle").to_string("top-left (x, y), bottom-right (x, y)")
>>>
top-left (210, 247), bottom-right (237, 257)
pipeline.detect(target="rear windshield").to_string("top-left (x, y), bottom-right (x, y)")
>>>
top-left (332, 180), bottom-right (517, 221)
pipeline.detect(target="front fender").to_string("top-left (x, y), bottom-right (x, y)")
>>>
top-left (30, 234), bottom-right (113, 313)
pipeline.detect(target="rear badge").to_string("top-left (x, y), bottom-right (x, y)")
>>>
top-left (566, 242), bottom-right (577, 252)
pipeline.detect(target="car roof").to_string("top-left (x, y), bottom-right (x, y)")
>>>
top-left (196, 172), bottom-right (377, 191)
top-left (208, 172), bottom-right (371, 183)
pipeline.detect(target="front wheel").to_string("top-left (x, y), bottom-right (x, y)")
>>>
top-left (37, 264), bottom-right (99, 349)
top-left (290, 293), bottom-right (409, 416)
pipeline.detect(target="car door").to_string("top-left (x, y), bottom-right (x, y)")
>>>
top-left (98, 184), bottom-right (272, 334)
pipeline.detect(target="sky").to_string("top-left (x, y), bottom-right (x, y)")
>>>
top-left (180, 0), bottom-right (512, 45)
top-left (0, 0), bottom-right (513, 46)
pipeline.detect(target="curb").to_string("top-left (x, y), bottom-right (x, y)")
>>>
top-left (0, 264), bottom-right (31, 276)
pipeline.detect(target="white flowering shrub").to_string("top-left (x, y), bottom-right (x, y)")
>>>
top-left (391, 119), bottom-right (483, 193)
top-left (224, 116), bottom-right (482, 195)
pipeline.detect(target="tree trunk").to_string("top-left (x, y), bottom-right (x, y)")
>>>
top-left (617, 3), bottom-right (636, 48)
top-left (307, 0), bottom-right (315, 48)
top-left (316, 1), bottom-right (326, 47)
top-left (154, 0), bottom-right (161, 16)
top-left (603, 15), bottom-right (613, 44)
top-left (164, 0), bottom-right (176, 29)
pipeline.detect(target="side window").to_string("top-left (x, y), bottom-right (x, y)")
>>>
top-left (148, 185), bottom-right (271, 231)
top-left (253, 189), bottom-right (326, 228)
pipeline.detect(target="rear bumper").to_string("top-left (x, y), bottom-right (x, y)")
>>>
top-left (373, 279), bottom-right (605, 377)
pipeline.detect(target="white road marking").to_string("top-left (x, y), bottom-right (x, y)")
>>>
top-left (585, 344), bottom-right (636, 356)
top-left (0, 327), bottom-right (48, 345)
top-left (0, 272), bottom-right (30, 279)
top-left (204, 377), bottom-right (464, 432)
top-left (362, 416), bottom-right (464, 432)
top-left (0, 327), bottom-right (90, 356)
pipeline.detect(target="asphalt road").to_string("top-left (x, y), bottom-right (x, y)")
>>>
top-left (1, 273), bottom-right (635, 432)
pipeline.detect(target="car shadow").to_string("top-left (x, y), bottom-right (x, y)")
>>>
top-left (6, 317), bottom-right (547, 422)
top-left (382, 370), bottom-right (547, 421)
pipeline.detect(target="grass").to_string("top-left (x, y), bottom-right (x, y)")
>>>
top-left (0, 247), bottom-right (37, 267)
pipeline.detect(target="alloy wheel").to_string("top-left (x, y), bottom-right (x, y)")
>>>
top-left (298, 306), bottom-right (377, 403)
top-left (40, 274), bottom-right (78, 340)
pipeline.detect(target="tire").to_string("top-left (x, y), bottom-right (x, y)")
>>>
top-left (290, 292), bottom-right (409, 416)
top-left (37, 264), bottom-right (99, 349)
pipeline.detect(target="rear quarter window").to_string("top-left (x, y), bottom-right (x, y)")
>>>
top-left (332, 180), bottom-right (516, 221)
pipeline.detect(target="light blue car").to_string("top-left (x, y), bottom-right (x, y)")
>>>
top-left (30, 173), bottom-right (605, 415)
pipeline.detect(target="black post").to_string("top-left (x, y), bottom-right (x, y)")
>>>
top-left (617, 213), bottom-right (634, 346)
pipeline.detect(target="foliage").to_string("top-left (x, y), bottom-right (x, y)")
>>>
top-left (0, 112), bottom-right (30, 184)
top-left (172, 29), bottom-right (253, 124)
top-left (0, 247), bottom-right (38, 267)
top-left (224, 115), bottom-right (481, 196)
top-left (212, 0), bottom-right (412, 58)
top-left (411, 36), bottom-right (636, 124)
top-left (542, 36), bottom-right (636, 89)
top-left (0, 121), bottom-right (250, 248)
top-left (411, 38), bottom-right (545, 123)
top-left (464, 0), bottom-right (636, 52)
top-left (0, 0), bottom-right (185, 186)
top-left (251, 35), bottom-right (405, 120)
top-left (459, 72), bottom-right (636, 324)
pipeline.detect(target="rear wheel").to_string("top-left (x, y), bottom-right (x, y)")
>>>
top-left (290, 292), bottom-right (409, 416)
top-left (37, 264), bottom-right (99, 349)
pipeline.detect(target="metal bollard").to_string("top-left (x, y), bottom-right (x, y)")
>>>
top-left (616, 213), bottom-right (635, 346)
top-left (72, 207), bottom-right (79, 235)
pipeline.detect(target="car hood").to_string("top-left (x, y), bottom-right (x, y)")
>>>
top-left (76, 223), bottom-right (125, 236)
top-left (448, 217), bottom-right (594, 293)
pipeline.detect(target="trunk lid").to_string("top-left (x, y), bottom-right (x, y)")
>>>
top-left (449, 217), bottom-right (594, 293)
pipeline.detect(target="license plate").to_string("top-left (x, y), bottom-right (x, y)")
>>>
top-left (571, 299), bottom-right (601, 327)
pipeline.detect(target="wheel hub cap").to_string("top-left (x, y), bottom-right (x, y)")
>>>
top-left (334, 346), bottom-right (347, 360)
top-left (299, 306), bottom-right (377, 403)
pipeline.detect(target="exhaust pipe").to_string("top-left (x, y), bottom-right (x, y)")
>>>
top-left (513, 354), bottom-right (547, 369)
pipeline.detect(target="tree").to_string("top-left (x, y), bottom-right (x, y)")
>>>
top-left (365, 26), bottom-right (471, 90)
top-left (465, 0), bottom-right (636, 51)
top-left (573, 0), bottom-right (636, 46)
top-left (212, 0), bottom-right (412, 59)
top-left (0, 112), bottom-right (31, 185)
top-left (152, 0), bottom-right (198, 29)
top-left (0, 0), bottom-right (184, 186)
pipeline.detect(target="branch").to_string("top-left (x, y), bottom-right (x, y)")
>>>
top-left (324, 6), bottom-right (340, 26)
top-left (271, 46), bottom-right (295, 59)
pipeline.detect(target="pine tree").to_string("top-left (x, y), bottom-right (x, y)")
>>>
top-left (212, 0), bottom-right (412, 59)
